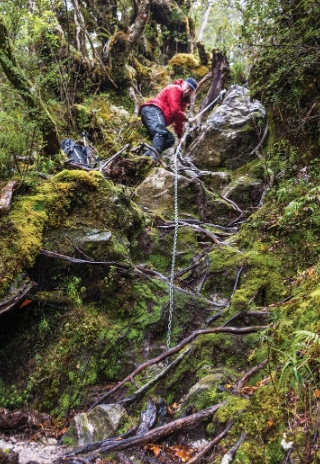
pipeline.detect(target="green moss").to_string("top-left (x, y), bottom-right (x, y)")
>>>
top-left (216, 396), bottom-right (250, 422)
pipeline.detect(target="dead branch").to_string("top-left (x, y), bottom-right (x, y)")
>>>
top-left (69, 402), bottom-right (227, 457)
top-left (0, 280), bottom-right (37, 316)
top-left (99, 144), bottom-right (130, 172)
top-left (64, 161), bottom-right (97, 172)
top-left (219, 431), bottom-right (246, 463)
top-left (129, 86), bottom-right (144, 116)
top-left (134, 265), bottom-right (225, 307)
top-left (162, 219), bottom-right (238, 234)
top-left (197, 72), bottom-right (213, 89)
top-left (178, 221), bottom-right (223, 245)
top-left (250, 124), bottom-right (269, 160)
top-left (39, 249), bottom-right (132, 272)
top-left (187, 420), bottom-right (234, 464)
top-left (66, 234), bottom-right (93, 261)
top-left (234, 359), bottom-right (268, 390)
top-left (88, 325), bottom-right (268, 410)
top-left (0, 180), bottom-right (18, 215)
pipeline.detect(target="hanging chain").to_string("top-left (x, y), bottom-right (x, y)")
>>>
top-left (166, 141), bottom-right (180, 355)
top-left (165, 89), bottom-right (227, 356)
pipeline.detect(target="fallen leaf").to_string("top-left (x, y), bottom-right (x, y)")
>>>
top-left (314, 389), bottom-right (320, 398)
top-left (144, 444), bottom-right (161, 456)
top-left (171, 445), bottom-right (195, 462)
top-left (19, 299), bottom-right (32, 309)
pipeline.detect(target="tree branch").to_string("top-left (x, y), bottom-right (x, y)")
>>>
top-left (187, 420), bottom-right (234, 464)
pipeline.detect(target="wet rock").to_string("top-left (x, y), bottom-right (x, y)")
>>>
top-left (0, 409), bottom-right (29, 430)
top-left (63, 403), bottom-right (127, 447)
top-left (199, 171), bottom-right (231, 191)
top-left (188, 85), bottom-right (266, 170)
top-left (134, 168), bottom-right (239, 224)
top-left (221, 174), bottom-right (263, 209)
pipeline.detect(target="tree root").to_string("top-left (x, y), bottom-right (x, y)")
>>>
top-left (187, 420), bottom-right (234, 464)
top-left (88, 325), bottom-right (268, 410)
top-left (220, 431), bottom-right (247, 463)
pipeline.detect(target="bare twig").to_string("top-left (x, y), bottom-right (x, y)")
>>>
top-left (40, 249), bottom-right (132, 272)
top-left (99, 144), bottom-right (130, 172)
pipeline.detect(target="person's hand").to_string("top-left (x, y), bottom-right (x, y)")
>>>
top-left (187, 117), bottom-right (194, 123)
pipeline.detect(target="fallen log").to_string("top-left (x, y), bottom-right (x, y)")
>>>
top-left (66, 401), bottom-right (227, 457)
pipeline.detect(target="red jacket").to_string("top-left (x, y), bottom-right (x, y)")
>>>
top-left (141, 79), bottom-right (190, 138)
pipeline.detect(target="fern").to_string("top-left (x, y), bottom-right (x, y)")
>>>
top-left (294, 330), bottom-right (320, 345)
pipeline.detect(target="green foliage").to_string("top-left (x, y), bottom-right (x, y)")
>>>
top-left (0, 380), bottom-right (32, 409)
top-left (240, 0), bottom-right (320, 144)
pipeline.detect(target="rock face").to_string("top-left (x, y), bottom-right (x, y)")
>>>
top-left (134, 168), bottom-right (239, 224)
top-left (188, 85), bottom-right (266, 170)
top-left (62, 403), bottom-right (127, 446)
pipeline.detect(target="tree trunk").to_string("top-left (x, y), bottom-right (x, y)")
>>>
top-left (198, 50), bottom-right (230, 124)
top-left (150, 0), bottom-right (192, 59)
top-left (106, 0), bottom-right (150, 85)
top-left (71, 0), bottom-right (87, 56)
top-left (0, 15), bottom-right (60, 154)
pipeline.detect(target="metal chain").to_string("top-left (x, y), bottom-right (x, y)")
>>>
top-left (166, 89), bottom-right (227, 356)
top-left (166, 140), bottom-right (180, 355)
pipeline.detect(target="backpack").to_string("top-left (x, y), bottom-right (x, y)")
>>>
top-left (61, 139), bottom-right (91, 167)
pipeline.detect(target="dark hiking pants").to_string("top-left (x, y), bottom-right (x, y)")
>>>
top-left (141, 105), bottom-right (175, 160)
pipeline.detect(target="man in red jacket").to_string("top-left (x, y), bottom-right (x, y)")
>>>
top-left (140, 77), bottom-right (197, 161)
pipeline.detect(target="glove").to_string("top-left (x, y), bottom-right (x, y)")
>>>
top-left (187, 117), bottom-right (194, 123)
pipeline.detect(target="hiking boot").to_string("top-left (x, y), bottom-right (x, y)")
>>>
top-left (143, 149), bottom-right (159, 162)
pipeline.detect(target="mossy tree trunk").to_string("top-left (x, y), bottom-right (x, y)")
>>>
top-left (106, 0), bottom-right (151, 86)
top-left (0, 15), bottom-right (60, 154)
top-left (150, 0), bottom-right (194, 59)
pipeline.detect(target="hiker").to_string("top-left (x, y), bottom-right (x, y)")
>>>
top-left (140, 77), bottom-right (197, 161)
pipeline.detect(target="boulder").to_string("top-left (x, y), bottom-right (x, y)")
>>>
top-left (221, 175), bottom-right (263, 210)
top-left (134, 168), bottom-right (239, 225)
top-left (62, 403), bottom-right (127, 447)
top-left (188, 85), bottom-right (266, 170)
top-left (199, 171), bottom-right (231, 191)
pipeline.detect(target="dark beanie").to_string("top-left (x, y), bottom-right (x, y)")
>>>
top-left (185, 77), bottom-right (197, 91)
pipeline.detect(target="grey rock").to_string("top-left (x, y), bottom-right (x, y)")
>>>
top-left (63, 403), bottom-right (127, 447)
top-left (188, 85), bottom-right (266, 170)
